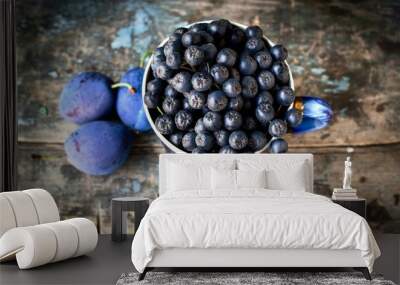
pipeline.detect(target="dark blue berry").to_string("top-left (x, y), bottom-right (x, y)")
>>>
top-left (239, 54), bottom-right (257, 75)
top-left (203, 111), bottom-right (222, 131)
top-left (210, 64), bottom-right (229, 84)
top-left (181, 32), bottom-right (202, 47)
top-left (229, 130), bottom-right (248, 150)
top-left (256, 91), bottom-right (274, 105)
top-left (216, 48), bottom-right (237, 67)
top-left (200, 43), bottom-right (218, 61)
top-left (224, 110), bottom-right (243, 131)
top-left (269, 119), bottom-right (287, 137)
top-left (156, 62), bottom-right (175, 80)
top-left (155, 115), bottom-right (174, 135)
top-left (162, 97), bottom-right (180, 114)
top-left (285, 109), bottom-right (303, 127)
top-left (222, 78), bottom-right (242, 98)
top-left (188, 90), bottom-right (206, 109)
top-left (228, 95), bottom-right (244, 111)
top-left (144, 91), bottom-right (159, 109)
top-left (184, 46), bottom-right (205, 66)
top-left (152, 50), bottom-right (166, 65)
top-left (164, 39), bottom-right (182, 55)
top-left (255, 50), bottom-right (273, 69)
top-left (207, 90), bottom-right (228, 112)
top-left (191, 72), bottom-right (213, 92)
top-left (241, 76), bottom-right (258, 98)
top-left (248, 131), bottom-right (268, 151)
top-left (257, 70), bottom-right (276, 90)
top-left (174, 110), bottom-right (193, 130)
top-left (170, 132), bottom-right (184, 147)
top-left (198, 31), bottom-right (214, 44)
top-left (276, 86), bottom-right (295, 106)
top-left (271, 61), bottom-right (290, 84)
top-left (208, 19), bottom-right (231, 38)
top-left (170, 71), bottom-right (192, 93)
top-left (146, 78), bottom-right (165, 94)
top-left (214, 129), bottom-right (230, 146)
top-left (270, 138), bottom-right (288, 153)
top-left (195, 118), bottom-right (206, 133)
top-left (166, 52), bottom-right (182, 70)
top-left (164, 85), bottom-right (179, 98)
top-left (195, 132), bottom-right (214, 151)
top-left (245, 26), bottom-right (263, 38)
top-left (190, 23), bottom-right (208, 32)
top-left (182, 132), bottom-right (196, 151)
top-left (256, 102), bottom-right (275, 125)
top-left (228, 28), bottom-right (246, 46)
top-left (245, 37), bottom-right (265, 54)
top-left (270, 44), bottom-right (288, 61)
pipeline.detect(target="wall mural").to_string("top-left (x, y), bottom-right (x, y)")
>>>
top-left (16, 0), bottom-right (400, 234)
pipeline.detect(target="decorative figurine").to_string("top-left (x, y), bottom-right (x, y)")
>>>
top-left (343, 156), bottom-right (352, 190)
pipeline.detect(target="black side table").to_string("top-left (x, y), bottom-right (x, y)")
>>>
top-left (112, 197), bottom-right (150, 242)
top-left (332, 198), bottom-right (366, 219)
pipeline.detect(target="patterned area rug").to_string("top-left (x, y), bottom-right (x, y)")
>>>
top-left (116, 272), bottom-right (396, 285)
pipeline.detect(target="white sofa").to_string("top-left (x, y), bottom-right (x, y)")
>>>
top-left (0, 189), bottom-right (98, 269)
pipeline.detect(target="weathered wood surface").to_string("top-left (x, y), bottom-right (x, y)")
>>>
top-left (16, 0), bottom-right (400, 147)
top-left (15, 0), bottom-right (400, 233)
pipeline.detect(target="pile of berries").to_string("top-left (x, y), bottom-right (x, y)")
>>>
top-left (144, 19), bottom-right (303, 153)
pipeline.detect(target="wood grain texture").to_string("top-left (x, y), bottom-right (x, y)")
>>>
top-left (15, 0), bottom-right (400, 233)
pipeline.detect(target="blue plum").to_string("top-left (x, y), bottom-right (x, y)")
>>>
top-left (291, 96), bottom-right (333, 133)
top-left (59, 72), bottom-right (114, 124)
top-left (116, 67), bottom-right (151, 133)
top-left (65, 121), bottom-right (133, 176)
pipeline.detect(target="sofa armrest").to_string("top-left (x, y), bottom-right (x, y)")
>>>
top-left (0, 218), bottom-right (98, 269)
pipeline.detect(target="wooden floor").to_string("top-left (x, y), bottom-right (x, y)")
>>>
top-left (0, 234), bottom-right (398, 285)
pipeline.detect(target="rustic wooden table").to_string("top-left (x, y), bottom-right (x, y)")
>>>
top-left (14, 0), bottom-right (400, 234)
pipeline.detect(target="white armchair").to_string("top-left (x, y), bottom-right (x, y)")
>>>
top-left (0, 189), bottom-right (98, 269)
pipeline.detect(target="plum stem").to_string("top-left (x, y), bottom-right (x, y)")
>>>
top-left (156, 106), bottom-right (164, 115)
top-left (293, 97), bottom-right (304, 111)
top-left (111, 83), bottom-right (136, 95)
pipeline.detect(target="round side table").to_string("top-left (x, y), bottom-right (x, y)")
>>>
top-left (111, 197), bottom-right (150, 242)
